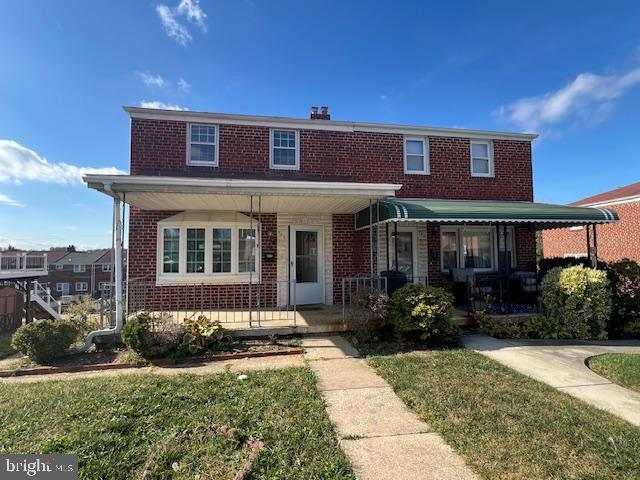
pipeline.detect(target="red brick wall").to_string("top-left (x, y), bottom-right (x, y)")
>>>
top-left (127, 208), bottom-right (278, 309)
top-left (542, 201), bottom-right (640, 263)
top-left (130, 119), bottom-right (533, 201)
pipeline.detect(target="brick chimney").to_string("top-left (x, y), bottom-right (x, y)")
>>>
top-left (310, 105), bottom-right (330, 120)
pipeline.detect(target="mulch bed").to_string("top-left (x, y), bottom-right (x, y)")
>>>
top-left (0, 348), bottom-right (303, 378)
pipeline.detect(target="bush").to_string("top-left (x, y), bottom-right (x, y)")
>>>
top-left (538, 256), bottom-right (606, 279)
top-left (349, 290), bottom-right (390, 338)
top-left (475, 312), bottom-right (561, 339)
top-left (64, 296), bottom-right (101, 338)
top-left (11, 320), bottom-right (79, 363)
top-left (177, 315), bottom-right (230, 356)
top-left (387, 283), bottom-right (461, 344)
top-left (541, 265), bottom-right (611, 339)
top-left (606, 259), bottom-right (640, 337)
top-left (121, 312), bottom-right (184, 359)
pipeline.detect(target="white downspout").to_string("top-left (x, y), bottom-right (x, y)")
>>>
top-left (81, 192), bottom-right (124, 351)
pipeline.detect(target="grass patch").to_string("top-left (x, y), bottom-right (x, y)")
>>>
top-left (0, 367), bottom-right (354, 480)
top-left (588, 353), bottom-right (640, 393)
top-left (369, 349), bottom-right (640, 479)
top-left (0, 332), bottom-right (15, 359)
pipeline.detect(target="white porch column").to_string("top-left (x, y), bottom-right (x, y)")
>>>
top-left (114, 195), bottom-right (124, 328)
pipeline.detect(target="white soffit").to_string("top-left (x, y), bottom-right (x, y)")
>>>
top-left (159, 211), bottom-right (251, 223)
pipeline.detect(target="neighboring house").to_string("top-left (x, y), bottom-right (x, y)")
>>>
top-left (543, 181), bottom-right (640, 263)
top-left (84, 105), bottom-right (617, 321)
top-left (48, 249), bottom-right (118, 299)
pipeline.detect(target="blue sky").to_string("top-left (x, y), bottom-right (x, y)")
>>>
top-left (1, 0), bottom-right (639, 250)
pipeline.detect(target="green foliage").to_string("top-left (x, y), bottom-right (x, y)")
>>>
top-left (349, 290), bottom-right (390, 339)
top-left (121, 312), bottom-right (184, 359)
top-left (121, 312), bottom-right (152, 357)
top-left (606, 259), bottom-right (640, 337)
top-left (541, 265), bottom-right (611, 339)
top-left (177, 315), bottom-right (229, 356)
top-left (64, 296), bottom-right (100, 338)
top-left (387, 283), bottom-right (461, 344)
top-left (11, 320), bottom-right (79, 363)
top-left (475, 312), bottom-right (561, 339)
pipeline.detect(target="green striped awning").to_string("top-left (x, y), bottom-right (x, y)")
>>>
top-left (355, 198), bottom-right (618, 230)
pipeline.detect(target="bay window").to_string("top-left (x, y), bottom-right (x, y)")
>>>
top-left (440, 226), bottom-right (515, 272)
top-left (159, 222), bottom-right (260, 283)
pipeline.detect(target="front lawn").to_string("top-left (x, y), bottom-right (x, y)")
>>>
top-left (369, 349), bottom-right (640, 479)
top-left (0, 332), bottom-right (15, 359)
top-left (588, 353), bottom-right (640, 394)
top-left (0, 367), bottom-right (354, 480)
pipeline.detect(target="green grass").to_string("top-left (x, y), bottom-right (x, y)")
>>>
top-left (369, 349), bottom-right (640, 479)
top-left (0, 333), bottom-right (15, 359)
top-left (588, 353), bottom-right (640, 394)
top-left (0, 368), bottom-right (354, 480)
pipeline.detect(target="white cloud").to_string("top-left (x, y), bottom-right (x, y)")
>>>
top-left (156, 0), bottom-right (206, 46)
top-left (0, 140), bottom-right (125, 185)
top-left (0, 193), bottom-right (23, 207)
top-left (139, 72), bottom-right (168, 88)
top-left (140, 100), bottom-right (188, 111)
top-left (497, 66), bottom-right (640, 132)
top-left (177, 78), bottom-right (190, 93)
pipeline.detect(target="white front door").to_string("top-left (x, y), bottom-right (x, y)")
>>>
top-left (290, 225), bottom-right (324, 305)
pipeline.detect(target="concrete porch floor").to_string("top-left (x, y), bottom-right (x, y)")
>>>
top-left (150, 304), bottom-right (348, 337)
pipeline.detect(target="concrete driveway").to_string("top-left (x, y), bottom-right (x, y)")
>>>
top-left (463, 334), bottom-right (640, 426)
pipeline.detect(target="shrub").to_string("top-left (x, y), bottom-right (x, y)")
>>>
top-left (11, 320), bottom-right (79, 363)
top-left (541, 265), bottom-right (611, 339)
top-left (475, 312), bottom-right (561, 339)
top-left (349, 290), bottom-right (390, 337)
top-left (178, 315), bottom-right (230, 356)
top-left (606, 259), bottom-right (640, 337)
top-left (121, 312), bottom-right (184, 358)
top-left (387, 283), bottom-right (461, 344)
top-left (64, 296), bottom-right (101, 338)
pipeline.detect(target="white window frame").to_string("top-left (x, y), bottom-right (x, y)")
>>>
top-left (187, 123), bottom-right (219, 167)
top-left (102, 263), bottom-right (112, 272)
top-left (269, 128), bottom-right (300, 170)
top-left (440, 226), bottom-right (516, 272)
top-left (56, 282), bottom-right (69, 292)
top-left (55, 264), bottom-right (64, 271)
top-left (387, 225), bottom-right (419, 280)
top-left (403, 137), bottom-right (430, 175)
top-left (75, 282), bottom-right (88, 292)
top-left (470, 140), bottom-right (494, 177)
top-left (73, 264), bottom-right (86, 273)
top-left (157, 221), bottom-right (261, 285)
top-left (98, 282), bottom-right (109, 291)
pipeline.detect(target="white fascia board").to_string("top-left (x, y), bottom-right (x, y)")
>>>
top-left (84, 174), bottom-right (402, 197)
top-left (123, 107), bottom-right (538, 142)
top-left (578, 195), bottom-right (640, 208)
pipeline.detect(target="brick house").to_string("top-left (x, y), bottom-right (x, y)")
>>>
top-left (47, 249), bottom-right (118, 299)
top-left (542, 182), bottom-right (640, 263)
top-left (84, 106), bottom-right (617, 332)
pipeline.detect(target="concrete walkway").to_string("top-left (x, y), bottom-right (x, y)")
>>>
top-left (463, 333), bottom-right (640, 426)
top-left (303, 336), bottom-right (478, 480)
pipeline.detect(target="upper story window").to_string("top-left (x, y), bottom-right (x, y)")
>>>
top-left (404, 138), bottom-right (429, 174)
top-left (73, 264), bottom-right (86, 273)
top-left (188, 124), bottom-right (218, 166)
top-left (270, 129), bottom-right (299, 170)
top-left (470, 141), bottom-right (494, 177)
top-left (102, 264), bottom-right (112, 272)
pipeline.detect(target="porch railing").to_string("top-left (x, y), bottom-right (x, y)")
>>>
top-left (0, 253), bottom-right (47, 273)
top-left (340, 276), bottom-right (388, 320)
top-left (100, 279), bottom-right (298, 328)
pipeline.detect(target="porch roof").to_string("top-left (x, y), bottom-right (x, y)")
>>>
top-left (84, 175), bottom-right (401, 214)
top-left (355, 198), bottom-right (619, 229)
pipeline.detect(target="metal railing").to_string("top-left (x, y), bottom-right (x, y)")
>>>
top-left (0, 253), bottom-right (47, 273)
top-left (100, 279), bottom-right (298, 328)
top-left (340, 276), bottom-right (388, 320)
top-left (31, 280), bottom-right (62, 317)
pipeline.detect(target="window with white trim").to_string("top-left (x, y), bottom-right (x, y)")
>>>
top-left (270, 129), bottom-right (299, 169)
top-left (73, 264), bottom-right (86, 273)
top-left (470, 141), bottom-right (493, 177)
top-left (158, 222), bottom-right (260, 283)
top-left (98, 282), bottom-right (109, 291)
top-left (440, 226), bottom-right (515, 272)
top-left (75, 282), bottom-right (88, 292)
top-left (238, 228), bottom-right (256, 273)
top-left (188, 124), bottom-right (217, 166)
top-left (404, 138), bottom-right (429, 174)
top-left (55, 264), bottom-right (64, 271)
top-left (102, 263), bottom-right (112, 272)
top-left (56, 282), bottom-right (69, 292)
top-left (163, 228), bottom-right (180, 273)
